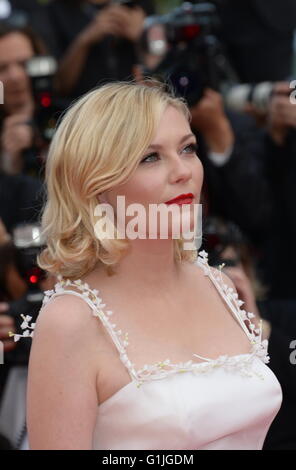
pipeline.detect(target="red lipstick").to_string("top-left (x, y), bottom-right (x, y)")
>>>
top-left (165, 193), bottom-right (194, 205)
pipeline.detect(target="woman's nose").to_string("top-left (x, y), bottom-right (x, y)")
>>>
top-left (169, 156), bottom-right (193, 184)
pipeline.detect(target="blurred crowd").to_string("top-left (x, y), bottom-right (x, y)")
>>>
top-left (0, 0), bottom-right (296, 450)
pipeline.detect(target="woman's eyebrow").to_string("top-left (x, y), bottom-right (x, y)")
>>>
top-left (146, 133), bottom-right (196, 150)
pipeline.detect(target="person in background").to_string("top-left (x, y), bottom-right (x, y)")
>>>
top-left (0, 217), bottom-right (55, 450)
top-left (197, 81), bottom-right (296, 301)
top-left (42, 0), bottom-right (155, 101)
top-left (0, 21), bottom-right (47, 176)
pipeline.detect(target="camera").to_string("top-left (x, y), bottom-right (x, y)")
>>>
top-left (25, 55), bottom-right (59, 143)
top-left (224, 81), bottom-right (293, 114)
top-left (202, 216), bottom-right (245, 268)
top-left (3, 224), bottom-right (46, 366)
top-left (13, 224), bottom-right (46, 290)
top-left (141, 1), bottom-right (238, 106)
top-left (21, 55), bottom-right (66, 174)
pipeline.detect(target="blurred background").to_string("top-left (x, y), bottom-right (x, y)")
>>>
top-left (0, 0), bottom-right (296, 450)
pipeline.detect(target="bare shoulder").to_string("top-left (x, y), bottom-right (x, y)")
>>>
top-left (30, 293), bottom-right (102, 380)
top-left (31, 291), bottom-right (106, 375)
top-left (35, 293), bottom-right (96, 337)
top-left (27, 294), bottom-right (100, 449)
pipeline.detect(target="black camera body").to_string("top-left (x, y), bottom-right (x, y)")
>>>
top-left (25, 55), bottom-right (60, 143)
top-left (142, 2), bottom-right (237, 106)
top-left (20, 55), bottom-right (65, 174)
top-left (3, 224), bottom-right (46, 366)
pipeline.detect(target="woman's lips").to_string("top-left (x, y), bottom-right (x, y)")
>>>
top-left (165, 196), bottom-right (194, 205)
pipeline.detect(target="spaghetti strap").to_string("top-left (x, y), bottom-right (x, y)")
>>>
top-left (196, 250), bottom-right (262, 344)
top-left (39, 280), bottom-right (139, 383)
top-left (12, 252), bottom-right (269, 386)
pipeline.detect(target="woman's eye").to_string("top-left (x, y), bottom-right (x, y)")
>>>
top-left (183, 143), bottom-right (198, 154)
top-left (140, 143), bottom-right (198, 164)
top-left (140, 152), bottom-right (159, 164)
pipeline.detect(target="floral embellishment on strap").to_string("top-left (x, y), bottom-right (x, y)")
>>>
top-left (11, 251), bottom-right (270, 386)
top-left (197, 250), bottom-right (267, 344)
top-left (9, 315), bottom-right (35, 342)
top-left (41, 277), bottom-right (139, 383)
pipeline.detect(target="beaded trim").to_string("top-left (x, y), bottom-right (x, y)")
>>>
top-left (10, 250), bottom-right (270, 385)
top-left (197, 250), bottom-right (263, 342)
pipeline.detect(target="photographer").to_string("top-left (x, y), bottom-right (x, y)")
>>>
top-left (0, 219), bottom-right (55, 449)
top-left (251, 82), bottom-right (296, 301)
top-left (0, 221), bottom-right (20, 358)
top-left (190, 90), bottom-right (274, 242)
top-left (0, 151), bottom-right (44, 447)
top-left (203, 81), bottom-right (296, 301)
top-left (44, 0), bottom-right (155, 100)
top-left (0, 21), bottom-right (47, 176)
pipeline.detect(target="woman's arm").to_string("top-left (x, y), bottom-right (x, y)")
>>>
top-left (26, 295), bottom-right (100, 450)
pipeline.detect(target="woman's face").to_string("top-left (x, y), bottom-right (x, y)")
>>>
top-left (101, 105), bottom-right (204, 240)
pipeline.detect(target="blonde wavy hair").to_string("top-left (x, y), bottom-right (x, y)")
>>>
top-left (38, 79), bottom-right (197, 279)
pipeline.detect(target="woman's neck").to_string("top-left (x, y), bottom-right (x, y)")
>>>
top-left (95, 239), bottom-right (186, 291)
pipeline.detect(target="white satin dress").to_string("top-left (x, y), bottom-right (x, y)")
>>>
top-left (40, 250), bottom-right (283, 450)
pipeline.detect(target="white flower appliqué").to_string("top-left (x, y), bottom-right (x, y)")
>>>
top-left (11, 252), bottom-right (270, 386)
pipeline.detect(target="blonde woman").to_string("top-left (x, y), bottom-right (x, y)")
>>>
top-left (24, 80), bottom-right (282, 450)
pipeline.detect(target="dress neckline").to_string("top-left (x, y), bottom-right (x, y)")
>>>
top-left (40, 251), bottom-right (270, 387)
top-left (15, 251), bottom-right (270, 390)
top-left (97, 354), bottom-right (268, 410)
